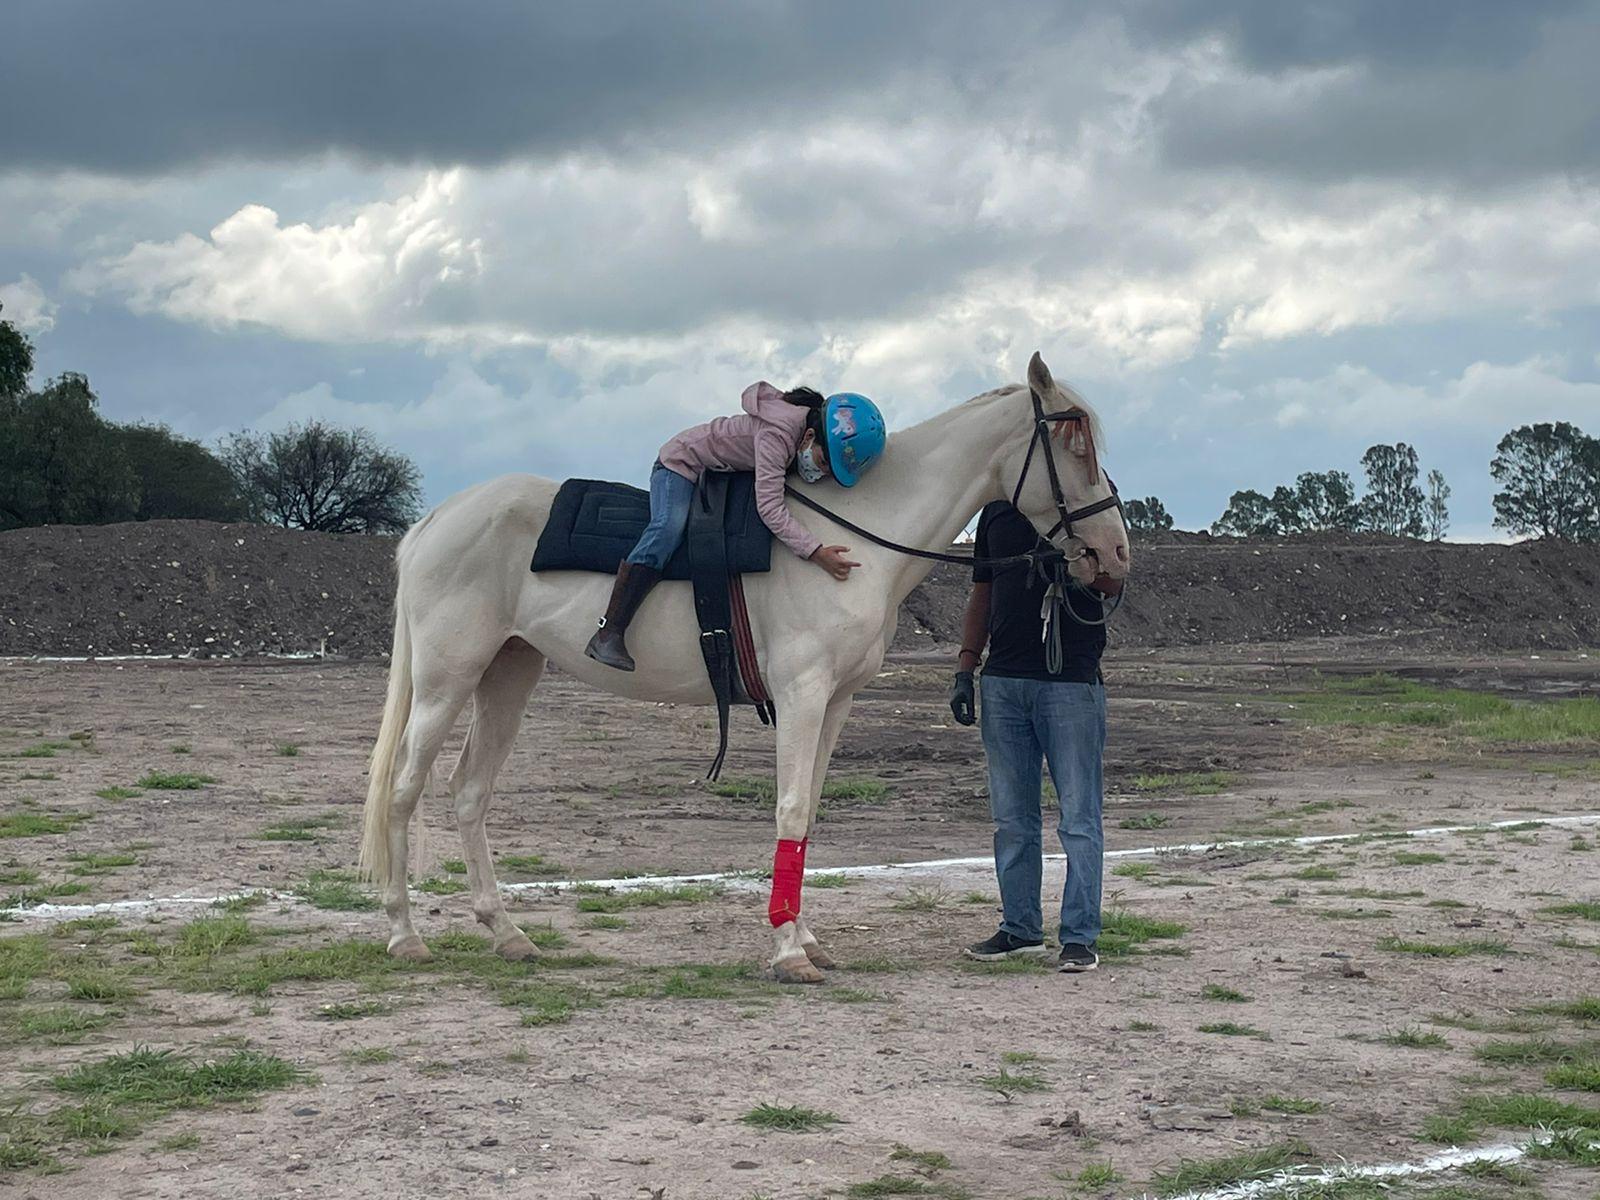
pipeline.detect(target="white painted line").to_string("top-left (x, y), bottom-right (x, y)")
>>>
top-left (499, 812), bottom-right (1600, 894)
top-left (1, 653), bottom-right (324, 663)
top-left (8, 811), bottom-right (1594, 922)
top-left (1152, 1133), bottom-right (1592, 1200)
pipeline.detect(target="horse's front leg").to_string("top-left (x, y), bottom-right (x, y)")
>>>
top-left (792, 691), bottom-right (853, 971)
top-left (768, 681), bottom-right (834, 984)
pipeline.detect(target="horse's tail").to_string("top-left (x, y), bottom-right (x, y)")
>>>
top-left (359, 581), bottom-right (413, 883)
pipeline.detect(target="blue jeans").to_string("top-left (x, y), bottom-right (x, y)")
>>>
top-left (626, 463), bottom-right (696, 569)
top-left (979, 674), bottom-right (1106, 946)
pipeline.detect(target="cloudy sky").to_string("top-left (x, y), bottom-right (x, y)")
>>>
top-left (4, 0), bottom-right (1599, 538)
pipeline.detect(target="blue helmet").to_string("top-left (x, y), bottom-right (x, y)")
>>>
top-left (823, 392), bottom-right (886, 487)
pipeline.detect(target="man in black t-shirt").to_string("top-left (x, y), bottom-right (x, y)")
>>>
top-left (948, 500), bottom-right (1120, 972)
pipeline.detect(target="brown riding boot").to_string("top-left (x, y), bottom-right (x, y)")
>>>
top-left (584, 563), bottom-right (661, 671)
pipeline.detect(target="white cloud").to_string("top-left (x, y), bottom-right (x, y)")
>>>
top-left (0, 274), bottom-right (58, 334)
top-left (68, 171), bottom-right (484, 344)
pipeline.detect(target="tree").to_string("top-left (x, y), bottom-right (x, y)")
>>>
top-left (1212, 489), bottom-right (1280, 536)
top-left (219, 420), bottom-right (423, 534)
top-left (0, 373), bottom-right (138, 530)
top-left (1425, 469), bottom-right (1450, 542)
top-left (1490, 422), bottom-right (1600, 540)
top-left (0, 302), bottom-right (33, 400)
top-left (113, 423), bottom-right (246, 522)
top-left (1359, 443), bottom-right (1425, 537)
top-left (1123, 496), bottom-right (1174, 534)
top-left (1288, 470), bottom-right (1360, 532)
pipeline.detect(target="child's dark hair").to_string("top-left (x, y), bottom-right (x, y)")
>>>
top-left (783, 387), bottom-right (826, 441)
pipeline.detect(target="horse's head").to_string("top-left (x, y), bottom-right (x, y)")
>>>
top-left (999, 352), bottom-right (1131, 584)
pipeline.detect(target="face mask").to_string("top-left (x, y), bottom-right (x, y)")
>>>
top-left (796, 444), bottom-right (827, 483)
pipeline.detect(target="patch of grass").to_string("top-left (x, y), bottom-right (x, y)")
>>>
top-left (1113, 863), bottom-right (1158, 880)
top-left (5, 880), bottom-right (92, 907)
top-left (1533, 997), bottom-right (1600, 1022)
top-left (1376, 936), bottom-right (1510, 957)
top-left (193, 940), bottom-right (395, 997)
top-left (1392, 852), bottom-right (1447, 865)
top-left (1260, 1095), bottom-right (1323, 1114)
top-left (1461, 1091), bottom-right (1600, 1133)
top-left (1294, 865), bottom-right (1342, 881)
top-left (1292, 674), bottom-right (1600, 745)
top-left (0, 866), bottom-right (40, 886)
top-left (53, 1047), bottom-right (306, 1127)
top-left (958, 955), bottom-right (1053, 975)
top-left (497, 853), bottom-right (563, 877)
top-left (1542, 901), bottom-right (1600, 921)
top-left (1420, 1113), bottom-right (1478, 1144)
top-left (258, 815), bottom-right (339, 842)
top-left (1130, 770), bottom-right (1233, 795)
top-left (739, 1103), bottom-right (841, 1133)
top-left (211, 893), bottom-right (266, 915)
top-left (1201, 984), bottom-right (1250, 1002)
top-left (891, 884), bottom-right (950, 913)
top-left (343, 1047), bottom-right (395, 1065)
top-left (1076, 1162), bottom-right (1121, 1190)
top-left (274, 743), bottom-right (301, 757)
top-left (977, 1065), bottom-right (1051, 1094)
top-left (415, 876), bottom-right (467, 896)
top-left (1128, 1020), bottom-right (1159, 1032)
top-left (1381, 1027), bottom-right (1448, 1049)
top-left (1199, 1022), bottom-right (1269, 1039)
top-left (1117, 813), bottom-right (1172, 830)
top-left (889, 1145), bottom-right (952, 1172)
top-left (293, 869), bottom-right (377, 912)
top-left (176, 914), bottom-right (257, 958)
top-left (1150, 1140), bottom-right (1314, 1197)
top-left (808, 872), bottom-right (849, 888)
top-left (315, 999), bottom-right (391, 1021)
top-left (0, 811), bottom-right (89, 838)
top-left (582, 915), bottom-right (628, 930)
top-left (710, 775), bottom-right (890, 804)
top-left (155, 1131), bottom-right (202, 1152)
top-left (134, 772), bottom-right (216, 790)
top-left (94, 786), bottom-right (141, 801)
top-left (1000, 1051), bottom-right (1045, 1065)
top-left (67, 852), bottom-right (138, 876)
top-left (13, 741), bottom-right (72, 759)
top-left (573, 882), bottom-right (722, 913)
top-left (10, 1006), bottom-right (115, 1043)
top-left (523, 924), bottom-right (570, 950)
top-left (1098, 908), bottom-right (1187, 960)
top-left (1547, 1061), bottom-right (1600, 1091)
top-left (1474, 1037), bottom-right (1597, 1066)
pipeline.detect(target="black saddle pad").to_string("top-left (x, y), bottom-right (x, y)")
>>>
top-left (530, 473), bottom-right (774, 580)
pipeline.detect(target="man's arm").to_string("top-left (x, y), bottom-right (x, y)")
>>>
top-left (958, 581), bottom-right (993, 671)
top-left (950, 581), bottom-right (992, 726)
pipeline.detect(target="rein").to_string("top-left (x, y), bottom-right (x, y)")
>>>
top-left (782, 385), bottom-right (1128, 661)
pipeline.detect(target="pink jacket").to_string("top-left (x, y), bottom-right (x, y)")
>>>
top-left (657, 382), bottom-right (823, 561)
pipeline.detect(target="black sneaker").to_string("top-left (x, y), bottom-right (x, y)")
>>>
top-left (1057, 943), bottom-right (1099, 973)
top-left (964, 930), bottom-right (1047, 961)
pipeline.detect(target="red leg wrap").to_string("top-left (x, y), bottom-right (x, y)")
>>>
top-left (768, 837), bottom-right (808, 927)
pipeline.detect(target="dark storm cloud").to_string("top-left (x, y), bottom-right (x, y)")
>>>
top-left (0, 0), bottom-right (1081, 174)
top-left (1138, 0), bottom-right (1600, 184)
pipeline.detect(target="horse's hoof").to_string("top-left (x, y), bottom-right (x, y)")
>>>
top-left (773, 954), bottom-right (825, 985)
top-left (495, 932), bottom-right (540, 962)
top-left (802, 943), bottom-right (838, 971)
top-left (388, 934), bottom-right (432, 962)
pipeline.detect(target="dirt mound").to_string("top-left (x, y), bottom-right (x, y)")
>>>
top-left (4, 521), bottom-right (1600, 658)
top-left (903, 531), bottom-right (1600, 652)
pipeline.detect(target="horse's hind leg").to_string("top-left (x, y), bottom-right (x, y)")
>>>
top-left (384, 671), bottom-right (475, 961)
top-left (450, 638), bottom-right (546, 960)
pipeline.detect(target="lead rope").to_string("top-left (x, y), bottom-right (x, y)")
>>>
top-left (1037, 556), bottom-right (1066, 675)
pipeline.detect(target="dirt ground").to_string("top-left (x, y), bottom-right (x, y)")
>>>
top-left (2, 646), bottom-right (1598, 1199)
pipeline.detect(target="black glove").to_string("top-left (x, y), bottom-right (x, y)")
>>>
top-left (949, 670), bottom-right (976, 726)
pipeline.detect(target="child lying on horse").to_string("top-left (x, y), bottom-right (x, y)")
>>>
top-left (585, 382), bottom-right (887, 671)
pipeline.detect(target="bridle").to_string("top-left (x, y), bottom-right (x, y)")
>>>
top-left (782, 384), bottom-right (1128, 653)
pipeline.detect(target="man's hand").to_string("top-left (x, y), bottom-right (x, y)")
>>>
top-left (949, 670), bottom-right (976, 726)
top-left (809, 544), bottom-right (862, 581)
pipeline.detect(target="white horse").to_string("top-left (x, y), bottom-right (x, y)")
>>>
top-left (358, 353), bottom-right (1129, 983)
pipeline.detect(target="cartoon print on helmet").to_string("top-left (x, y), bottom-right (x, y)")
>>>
top-left (823, 393), bottom-right (886, 487)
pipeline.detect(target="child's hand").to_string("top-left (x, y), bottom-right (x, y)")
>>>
top-left (809, 544), bottom-right (861, 581)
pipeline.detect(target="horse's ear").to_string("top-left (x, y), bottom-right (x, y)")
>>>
top-left (1027, 351), bottom-right (1055, 396)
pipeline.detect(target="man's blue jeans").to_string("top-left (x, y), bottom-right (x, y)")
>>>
top-left (979, 674), bottom-right (1106, 946)
top-left (626, 462), bottom-right (696, 569)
